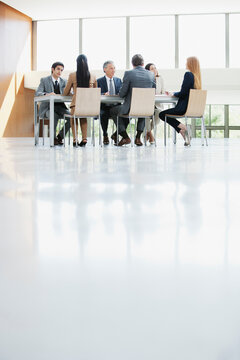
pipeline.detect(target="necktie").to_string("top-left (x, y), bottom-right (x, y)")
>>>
top-left (54, 80), bottom-right (60, 94)
top-left (109, 79), bottom-right (114, 95)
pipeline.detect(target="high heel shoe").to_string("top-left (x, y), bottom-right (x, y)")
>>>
top-left (146, 131), bottom-right (155, 144)
top-left (184, 128), bottom-right (191, 146)
top-left (73, 140), bottom-right (80, 147)
top-left (149, 131), bottom-right (155, 144)
top-left (180, 128), bottom-right (190, 146)
top-left (79, 139), bottom-right (87, 147)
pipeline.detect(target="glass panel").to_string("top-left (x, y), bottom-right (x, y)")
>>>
top-left (211, 105), bottom-right (224, 126)
top-left (229, 105), bottom-right (240, 126)
top-left (130, 16), bottom-right (175, 68)
top-left (196, 130), bottom-right (210, 138)
top-left (210, 130), bottom-right (224, 138)
top-left (196, 129), bottom-right (240, 138)
top-left (82, 18), bottom-right (126, 69)
top-left (196, 105), bottom-right (210, 126)
top-left (37, 20), bottom-right (79, 70)
top-left (179, 15), bottom-right (225, 68)
top-left (229, 130), bottom-right (240, 138)
top-left (229, 14), bottom-right (240, 68)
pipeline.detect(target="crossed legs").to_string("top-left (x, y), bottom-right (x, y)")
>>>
top-left (159, 108), bottom-right (188, 142)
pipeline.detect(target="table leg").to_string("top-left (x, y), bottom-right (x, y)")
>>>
top-left (34, 101), bottom-right (38, 145)
top-left (50, 97), bottom-right (54, 147)
top-left (173, 128), bottom-right (177, 144)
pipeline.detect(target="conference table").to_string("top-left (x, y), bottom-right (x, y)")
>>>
top-left (34, 94), bottom-right (177, 147)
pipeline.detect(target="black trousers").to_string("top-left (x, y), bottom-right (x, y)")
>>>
top-left (46, 104), bottom-right (70, 138)
top-left (100, 106), bottom-right (117, 136)
top-left (159, 108), bottom-right (185, 133)
top-left (110, 105), bottom-right (145, 134)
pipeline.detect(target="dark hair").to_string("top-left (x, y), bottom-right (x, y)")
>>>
top-left (76, 54), bottom-right (90, 88)
top-left (132, 54), bottom-right (144, 67)
top-left (145, 63), bottom-right (154, 71)
top-left (51, 62), bottom-right (64, 73)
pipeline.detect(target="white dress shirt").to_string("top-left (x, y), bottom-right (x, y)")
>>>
top-left (105, 75), bottom-right (116, 95)
top-left (52, 76), bottom-right (60, 85)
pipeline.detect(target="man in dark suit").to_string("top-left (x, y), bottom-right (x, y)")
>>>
top-left (111, 54), bottom-right (156, 146)
top-left (97, 61), bottom-right (122, 145)
top-left (35, 62), bottom-right (70, 145)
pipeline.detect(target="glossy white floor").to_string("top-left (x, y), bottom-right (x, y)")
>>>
top-left (1, 137), bottom-right (240, 360)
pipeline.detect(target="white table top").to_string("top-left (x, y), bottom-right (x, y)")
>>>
top-left (34, 94), bottom-right (177, 104)
top-left (34, 91), bottom-right (240, 105)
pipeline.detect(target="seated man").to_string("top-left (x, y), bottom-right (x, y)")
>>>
top-left (97, 61), bottom-right (122, 145)
top-left (35, 61), bottom-right (70, 145)
top-left (111, 54), bottom-right (156, 146)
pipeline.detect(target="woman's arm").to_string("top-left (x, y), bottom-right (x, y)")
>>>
top-left (63, 74), bottom-right (73, 96)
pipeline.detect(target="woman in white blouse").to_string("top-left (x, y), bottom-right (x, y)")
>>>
top-left (145, 63), bottom-right (164, 144)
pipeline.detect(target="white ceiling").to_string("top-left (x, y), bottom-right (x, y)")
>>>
top-left (5, 0), bottom-right (240, 20)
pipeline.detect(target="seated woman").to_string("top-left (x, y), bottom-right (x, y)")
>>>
top-left (159, 56), bottom-right (202, 145)
top-left (145, 63), bottom-right (164, 144)
top-left (63, 54), bottom-right (97, 146)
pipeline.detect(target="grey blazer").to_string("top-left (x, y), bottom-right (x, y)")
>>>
top-left (119, 66), bottom-right (156, 115)
top-left (35, 75), bottom-right (67, 117)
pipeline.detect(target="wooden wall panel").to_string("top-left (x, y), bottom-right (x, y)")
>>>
top-left (0, 1), bottom-right (34, 137)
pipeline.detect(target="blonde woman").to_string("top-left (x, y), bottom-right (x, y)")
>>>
top-left (159, 56), bottom-right (202, 145)
top-left (63, 54), bottom-right (97, 146)
top-left (145, 63), bottom-right (164, 144)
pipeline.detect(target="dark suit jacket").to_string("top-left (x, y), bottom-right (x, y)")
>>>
top-left (97, 76), bottom-right (122, 95)
top-left (174, 71), bottom-right (194, 113)
top-left (119, 66), bottom-right (156, 115)
top-left (97, 76), bottom-right (122, 110)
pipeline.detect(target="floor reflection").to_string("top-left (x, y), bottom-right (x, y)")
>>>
top-left (1, 138), bottom-right (240, 360)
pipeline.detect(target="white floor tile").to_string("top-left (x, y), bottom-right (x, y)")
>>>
top-left (0, 137), bottom-right (240, 360)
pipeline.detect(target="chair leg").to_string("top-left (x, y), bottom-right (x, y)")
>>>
top-left (63, 115), bottom-right (66, 147)
top-left (42, 118), bottom-right (45, 146)
top-left (58, 118), bottom-right (61, 135)
top-left (164, 115), bottom-right (167, 146)
top-left (144, 118), bottom-right (147, 146)
top-left (37, 118), bottom-right (41, 146)
top-left (153, 115), bottom-right (157, 147)
top-left (117, 116), bottom-right (119, 146)
top-left (201, 117), bottom-right (204, 146)
top-left (186, 116), bottom-right (191, 146)
top-left (112, 119), bottom-right (114, 142)
top-left (99, 117), bottom-right (102, 147)
top-left (92, 117), bottom-right (95, 147)
top-left (69, 119), bottom-right (71, 146)
top-left (132, 118), bottom-right (135, 147)
top-left (74, 115), bottom-right (78, 147)
top-left (202, 116), bottom-right (208, 146)
top-left (173, 128), bottom-right (177, 144)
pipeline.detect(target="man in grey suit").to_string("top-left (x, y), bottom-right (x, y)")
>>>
top-left (112, 54), bottom-right (156, 146)
top-left (35, 62), bottom-right (70, 145)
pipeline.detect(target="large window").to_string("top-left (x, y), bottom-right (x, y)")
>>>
top-left (229, 14), bottom-right (240, 68)
top-left (82, 18), bottom-right (126, 70)
top-left (179, 15), bottom-right (225, 68)
top-left (130, 16), bottom-right (175, 68)
top-left (37, 20), bottom-right (79, 70)
top-left (229, 105), bottom-right (240, 126)
top-left (35, 13), bottom-right (240, 138)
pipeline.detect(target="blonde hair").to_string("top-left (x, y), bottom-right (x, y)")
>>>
top-left (186, 57), bottom-right (202, 89)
